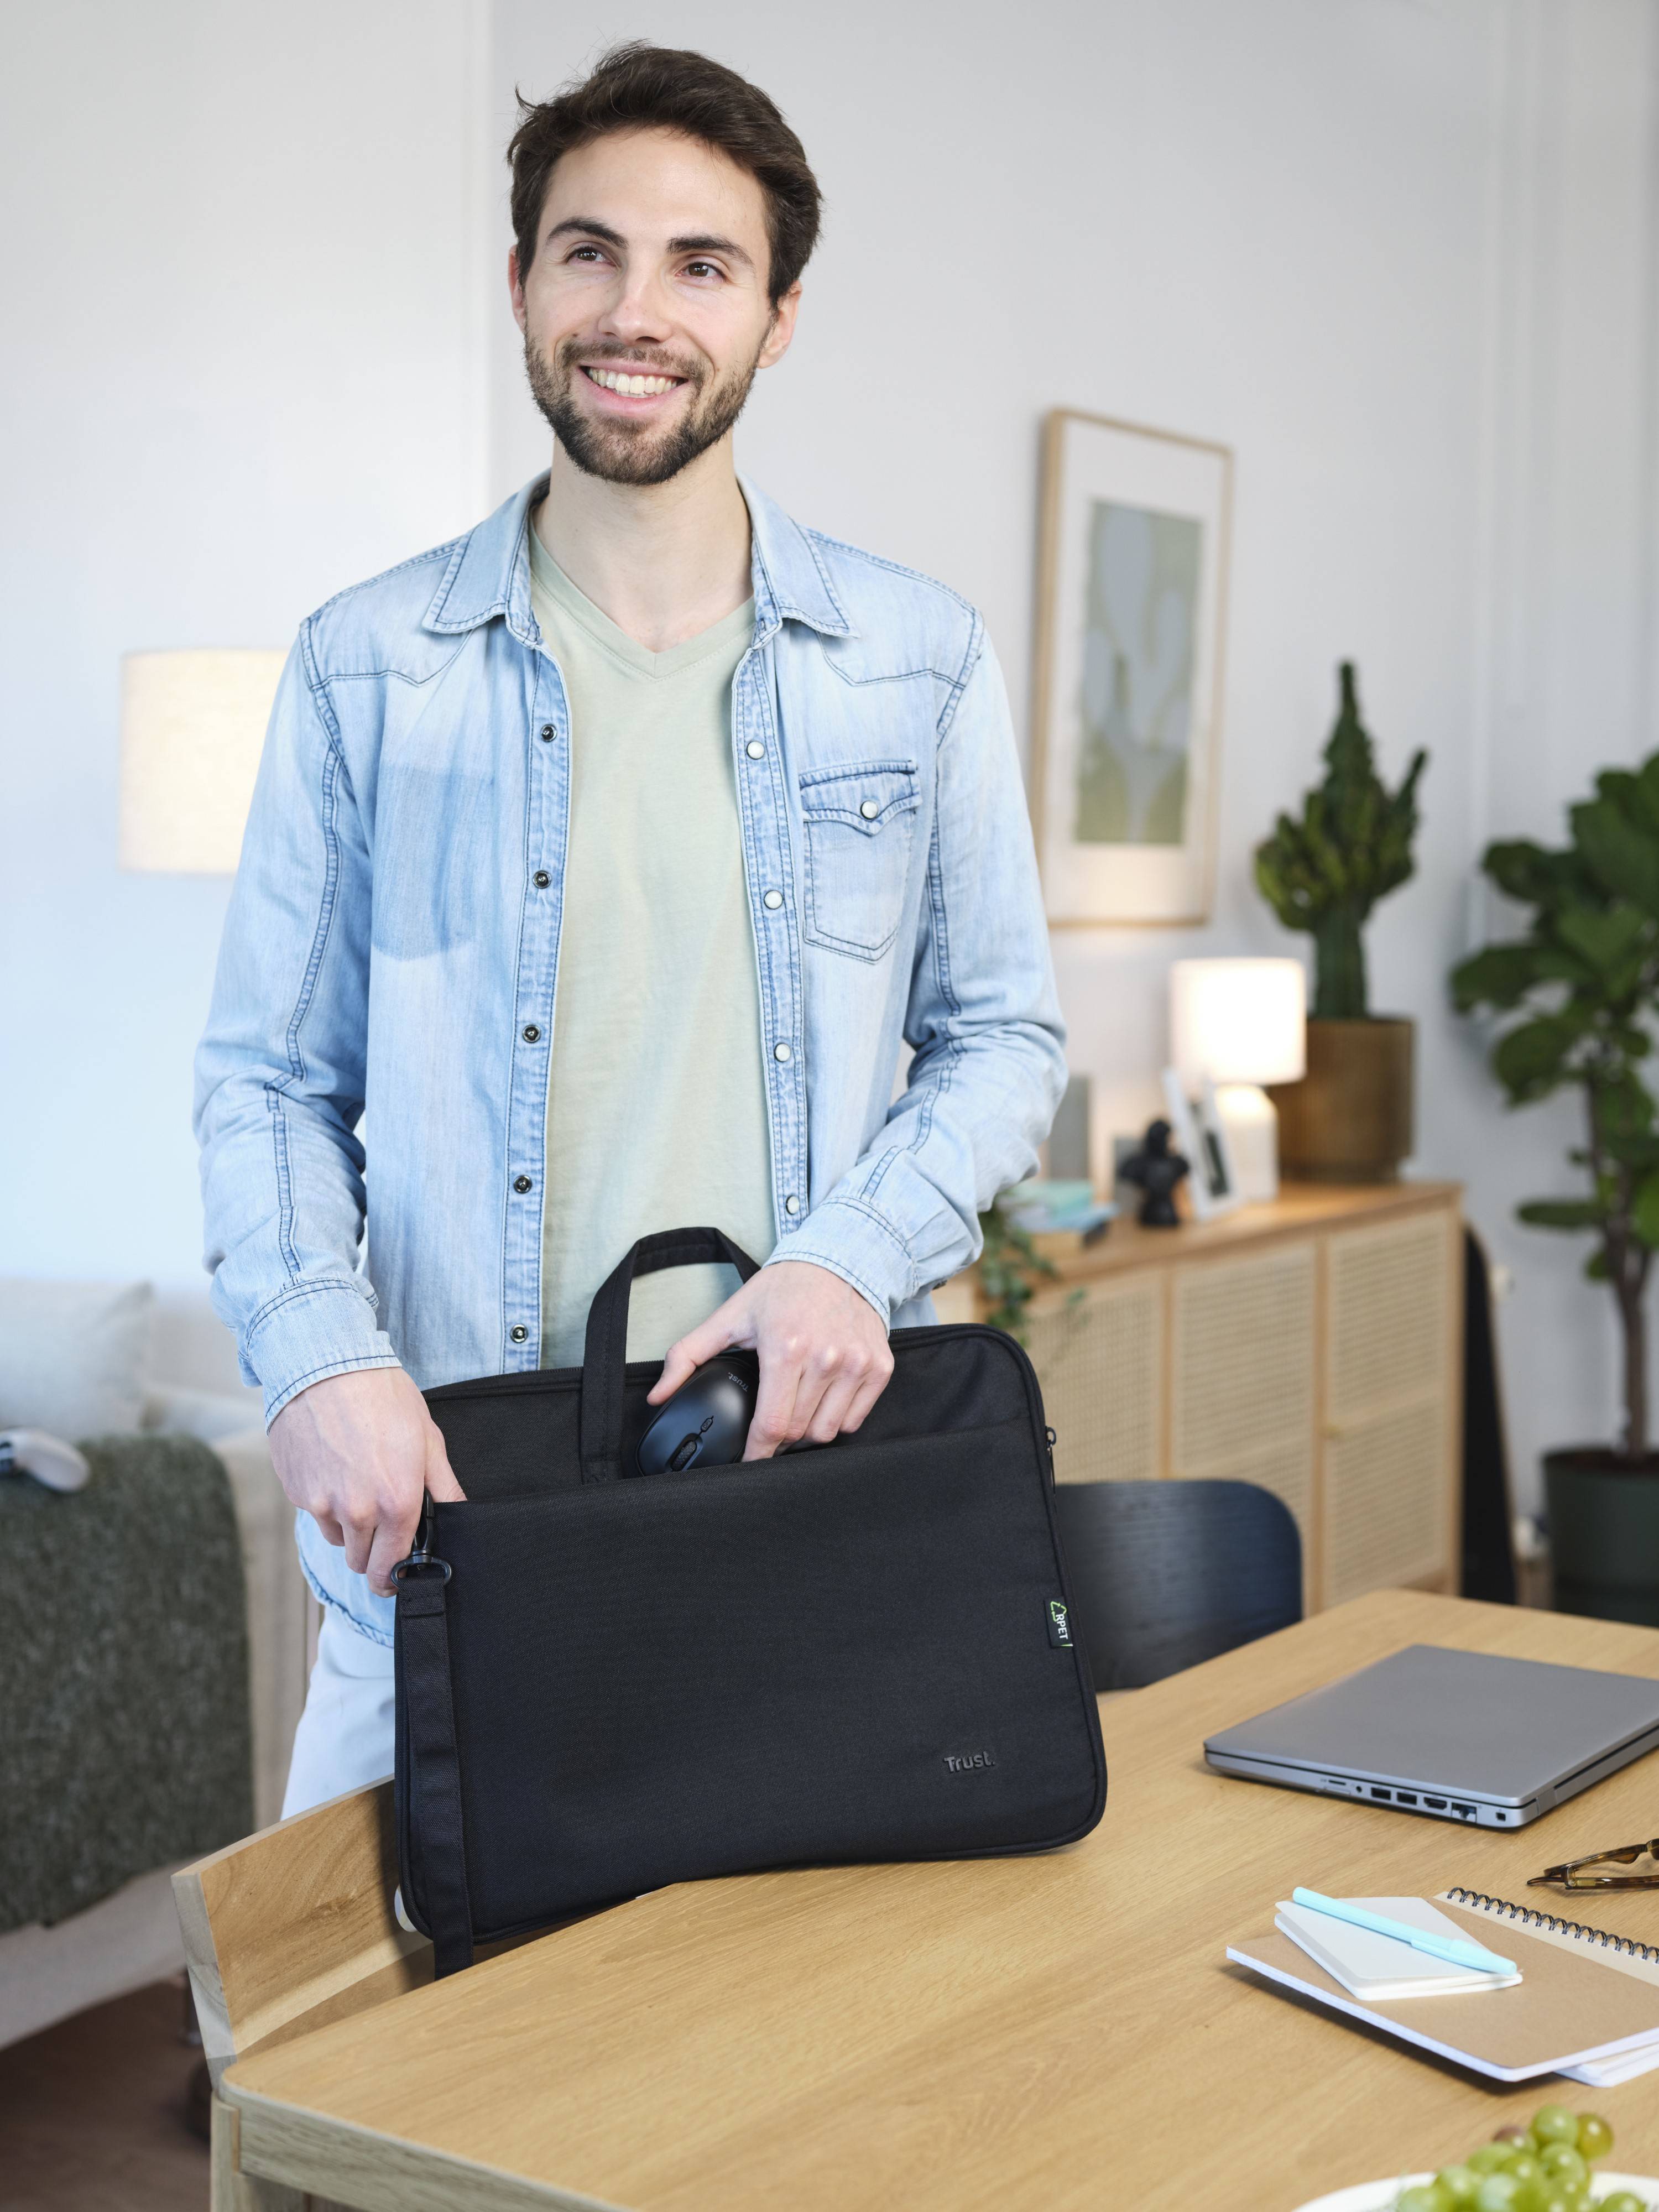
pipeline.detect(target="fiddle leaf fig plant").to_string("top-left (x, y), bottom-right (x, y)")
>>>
top-left (1255, 662), bottom-right (1427, 1019)
top-left (1451, 755), bottom-right (1659, 1458)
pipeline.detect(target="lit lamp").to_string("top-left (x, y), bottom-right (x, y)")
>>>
top-left (1170, 958), bottom-right (1307, 1203)
top-left (119, 649), bottom-right (285, 873)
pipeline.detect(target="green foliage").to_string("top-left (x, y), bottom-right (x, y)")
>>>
top-left (1451, 752), bottom-right (1659, 1455)
top-left (1254, 662), bottom-right (1428, 1018)
top-left (975, 1206), bottom-right (1059, 1342)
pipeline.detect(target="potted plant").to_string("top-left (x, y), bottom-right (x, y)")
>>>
top-left (1452, 757), bottom-right (1659, 1623)
top-left (1255, 663), bottom-right (1428, 1180)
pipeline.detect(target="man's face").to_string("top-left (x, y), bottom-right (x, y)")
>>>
top-left (512, 127), bottom-right (799, 487)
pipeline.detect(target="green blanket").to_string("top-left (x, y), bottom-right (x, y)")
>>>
top-left (0, 1431), bottom-right (253, 1931)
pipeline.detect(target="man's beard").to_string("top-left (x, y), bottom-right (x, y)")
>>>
top-left (524, 331), bottom-right (765, 487)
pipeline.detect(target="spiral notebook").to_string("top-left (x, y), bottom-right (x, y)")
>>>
top-left (1229, 1888), bottom-right (1659, 2084)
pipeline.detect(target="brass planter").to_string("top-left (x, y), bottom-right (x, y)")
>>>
top-left (1267, 1016), bottom-right (1415, 1185)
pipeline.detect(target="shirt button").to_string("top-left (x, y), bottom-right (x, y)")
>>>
top-left (785, 1194), bottom-right (801, 1216)
top-left (522, 1024), bottom-right (541, 1042)
top-left (745, 740), bottom-right (765, 760)
top-left (533, 870), bottom-right (550, 888)
top-left (773, 1042), bottom-right (792, 1063)
top-left (859, 799), bottom-right (879, 820)
top-left (510, 1324), bottom-right (529, 1343)
top-left (540, 723), bottom-right (555, 740)
top-left (513, 1175), bottom-right (533, 1193)
top-left (763, 889), bottom-right (783, 911)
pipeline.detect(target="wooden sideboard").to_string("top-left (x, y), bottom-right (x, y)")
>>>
top-left (940, 1181), bottom-right (1464, 1615)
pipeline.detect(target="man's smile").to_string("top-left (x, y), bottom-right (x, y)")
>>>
top-left (580, 364), bottom-right (688, 403)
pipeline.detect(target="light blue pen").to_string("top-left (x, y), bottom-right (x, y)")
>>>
top-left (1291, 1887), bottom-right (1517, 1976)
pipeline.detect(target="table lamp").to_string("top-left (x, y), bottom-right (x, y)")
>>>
top-left (119, 649), bottom-right (285, 873)
top-left (1170, 957), bottom-right (1307, 1202)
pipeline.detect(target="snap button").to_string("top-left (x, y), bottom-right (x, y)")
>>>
top-left (510, 1324), bottom-right (529, 1343)
top-left (522, 1024), bottom-right (540, 1042)
top-left (513, 1175), bottom-right (533, 1194)
top-left (773, 1042), bottom-right (792, 1063)
top-left (763, 889), bottom-right (783, 910)
top-left (859, 799), bottom-right (879, 820)
top-left (540, 723), bottom-right (555, 740)
top-left (533, 870), bottom-right (550, 888)
top-left (785, 1194), bottom-right (801, 1216)
top-left (745, 739), bottom-right (765, 760)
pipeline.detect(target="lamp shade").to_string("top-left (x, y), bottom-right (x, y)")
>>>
top-left (119, 648), bottom-right (285, 873)
top-left (1170, 957), bottom-right (1307, 1087)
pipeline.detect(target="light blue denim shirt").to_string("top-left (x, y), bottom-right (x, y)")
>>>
top-left (195, 473), bottom-right (1066, 1642)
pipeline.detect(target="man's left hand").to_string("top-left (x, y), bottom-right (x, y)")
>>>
top-left (647, 1260), bottom-right (895, 1460)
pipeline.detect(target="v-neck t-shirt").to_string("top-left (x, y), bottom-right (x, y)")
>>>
top-left (527, 521), bottom-right (776, 1367)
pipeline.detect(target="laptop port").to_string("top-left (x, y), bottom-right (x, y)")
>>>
top-left (1395, 1791), bottom-right (1418, 1805)
top-left (1370, 1786), bottom-right (1391, 1799)
top-left (1452, 1802), bottom-right (1476, 1818)
top-left (1425, 1797), bottom-right (1447, 1809)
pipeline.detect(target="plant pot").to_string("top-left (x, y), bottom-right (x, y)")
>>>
top-left (1546, 1447), bottom-right (1659, 1626)
top-left (1267, 1016), bottom-right (1415, 1185)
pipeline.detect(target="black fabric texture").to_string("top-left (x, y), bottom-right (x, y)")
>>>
top-left (397, 1230), bottom-right (1107, 1968)
top-left (0, 1433), bottom-right (252, 1931)
top-left (1461, 1228), bottom-right (1519, 1604)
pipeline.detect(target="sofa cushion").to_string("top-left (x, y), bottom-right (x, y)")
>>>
top-left (0, 1280), bottom-right (156, 1441)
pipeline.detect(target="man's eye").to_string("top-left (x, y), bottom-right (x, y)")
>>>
top-left (568, 245), bottom-right (607, 264)
top-left (684, 260), bottom-right (722, 280)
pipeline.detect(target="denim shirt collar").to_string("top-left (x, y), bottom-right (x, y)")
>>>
top-left (421, 470), bottom-right (855, 645)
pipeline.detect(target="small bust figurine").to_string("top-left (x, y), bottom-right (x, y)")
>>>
top-left (1118, 1118), bottom-right (1189, 1228)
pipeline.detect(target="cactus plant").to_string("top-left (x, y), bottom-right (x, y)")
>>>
top-left (1452, 757), bottom-right (1659, 1459)
top-left (1255, 664), bottom-right (1428, 1019)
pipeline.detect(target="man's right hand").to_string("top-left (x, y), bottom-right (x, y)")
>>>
top-left (268, 1366), bottom-right (465, 1597)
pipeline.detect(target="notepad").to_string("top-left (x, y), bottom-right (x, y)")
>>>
top-left (1276, 1897), bottom-right (1522, 2000)
top-left (1229, 1890), bottom-right (1659, 2083)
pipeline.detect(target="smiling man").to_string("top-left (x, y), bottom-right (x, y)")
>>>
top-left (195, 43), bottom-right (1066, 1813)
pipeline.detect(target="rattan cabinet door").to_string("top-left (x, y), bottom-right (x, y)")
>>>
top-left (1169, 1243), bottom-right (1318, 1608)
top-left (1024, 1273), bottom-right (1166, 1486)
top-left (1321, 1210), bottom-right (1459, 1608)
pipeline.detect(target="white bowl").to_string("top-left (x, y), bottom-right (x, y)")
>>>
top-left (1292, 2176), bottom-right (1659, 2212)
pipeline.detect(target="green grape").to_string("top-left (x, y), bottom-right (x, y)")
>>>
top-left (1474, 2174), bottom-right (1521, 2211)
top-left (1512, 2186), bottom-right (1573, 2212)
top-left (1396, 2188), bottom-right (1445, 2212)
top-left (1437, 2169), bottom-right (1481, 2206)
top-left (1574, 2112), bottom-right (1613, 2162)
top-left (1531, 2106), bottom-right (1580, 2148)
top-left (1597, 2195), bottom-right (1648, 2212)
top-left (1494, 2128), bottom-right (1533, 2147)
top-left (1507, 2154), bottom-right (1545, 2185)
top-left (1471, 2147), bottom-right (1515, 2176)
top-left (1541, 2146), bottom-right (1587, 2187)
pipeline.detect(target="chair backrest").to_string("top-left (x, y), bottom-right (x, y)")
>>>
top-left (1053, 1479), bottom-right (1302, 1691)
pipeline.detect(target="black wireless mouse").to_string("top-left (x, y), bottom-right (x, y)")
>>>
top-left (636, 1357), bottom-right (755, 1474)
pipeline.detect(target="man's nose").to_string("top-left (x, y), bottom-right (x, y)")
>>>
top-left (600, 271), bottom-right (673, 345)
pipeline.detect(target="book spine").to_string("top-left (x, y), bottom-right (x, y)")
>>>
top-left (1446, 1886), bottom-right (1659, 1964)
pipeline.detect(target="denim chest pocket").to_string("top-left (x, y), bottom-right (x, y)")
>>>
top-left (799, 758), bottom-right (921, 959)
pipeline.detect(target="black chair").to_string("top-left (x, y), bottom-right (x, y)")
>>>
top-left (1053, 1479), bottom-right (1303, 1691)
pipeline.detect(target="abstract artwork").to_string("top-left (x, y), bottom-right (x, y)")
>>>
top-left (1032, 412), bottom-right (1233, 924)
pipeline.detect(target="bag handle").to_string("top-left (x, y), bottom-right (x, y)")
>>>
top-left (579, 1228), bottom-right (761, 1483)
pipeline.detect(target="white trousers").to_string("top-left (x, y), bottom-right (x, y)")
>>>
top-left (281, 1605), bottom-right (397, 1818)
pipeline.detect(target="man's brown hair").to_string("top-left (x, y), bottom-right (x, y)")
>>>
top-left (508, 43), bottom-right (822, 307)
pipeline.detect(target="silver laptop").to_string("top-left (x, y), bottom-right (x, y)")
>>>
top-left (1203, 1644), bottom-right (1659, 1829)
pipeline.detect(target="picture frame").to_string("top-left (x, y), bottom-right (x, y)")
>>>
top-left (1161, 1068), bottom-right (1240, 1221)
top-left (1031, 409), bottom-right (1234, 926)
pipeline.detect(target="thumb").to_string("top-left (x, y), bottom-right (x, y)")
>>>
top-left (425, 1420), bottom-right (467, 1503)
top-left (646, 1317), bottom-right (731, 1403)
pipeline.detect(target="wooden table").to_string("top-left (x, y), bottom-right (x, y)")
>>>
top-left (217, 1591), bottom-right (1659, 2210)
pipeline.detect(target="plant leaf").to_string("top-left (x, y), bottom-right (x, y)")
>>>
top-left (1492, 1015), bottom-right (1582, 1099)
top-left (1634, 1171), bottom-right (1659, 1249)
top-left (1449, 942), bottom-right (1546, 1010)
top-left (1557, 903), bottom-right (1650, 972)
top-left (1517, 1199), bottom-right (1603, 1230)
top-left (1571, 799), bottom-right (1659, 916)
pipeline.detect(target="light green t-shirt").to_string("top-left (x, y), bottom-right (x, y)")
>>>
top-left (528, 520), bottom-right (777, 1367)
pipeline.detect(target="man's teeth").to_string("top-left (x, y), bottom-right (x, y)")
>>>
top-left (587, 367), bottom-right (679, 397)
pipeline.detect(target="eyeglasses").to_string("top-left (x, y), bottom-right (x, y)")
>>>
top-left (1530, 1840), bottom-right (1659, 1892)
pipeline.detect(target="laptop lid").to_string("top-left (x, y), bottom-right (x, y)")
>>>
top-left (1203, 1644), bottom-right (1659, 1807)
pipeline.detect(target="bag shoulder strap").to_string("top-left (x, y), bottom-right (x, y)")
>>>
top-left (394, 1555), bottom-right (474, 1978)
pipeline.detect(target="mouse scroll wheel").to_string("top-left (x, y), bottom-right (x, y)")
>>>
top-left (669, 1433), bottom-right (702, 1472)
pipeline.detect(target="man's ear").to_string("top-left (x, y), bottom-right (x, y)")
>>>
top-left (758, 281), bottom-right (802, 371)
top-left (508, 246), bottom-right (528, 335)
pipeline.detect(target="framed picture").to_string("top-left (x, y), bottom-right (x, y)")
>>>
top-left (1161, 1069), bottom-right (1240, 1221)
top-left (1031, 410), bottom-right (1234, 926)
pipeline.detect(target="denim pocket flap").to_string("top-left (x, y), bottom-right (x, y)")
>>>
top-left (799, 759), bottom-right (920, 835)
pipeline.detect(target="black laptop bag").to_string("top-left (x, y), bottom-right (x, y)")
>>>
top-left (394, 1228), bottom-right (1108, 1974)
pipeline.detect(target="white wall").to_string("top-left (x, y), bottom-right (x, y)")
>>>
top-left (4, 0), bottom-right (1656, 1506)
top-left (0, 0), bottom-right (490, 1389)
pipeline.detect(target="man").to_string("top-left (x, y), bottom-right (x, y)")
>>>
top-left (195, 43), bottom-right (1066, 1815)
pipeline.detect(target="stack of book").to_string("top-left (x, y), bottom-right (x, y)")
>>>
top-left (996, 1180), bottom-right (1117, 1256)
